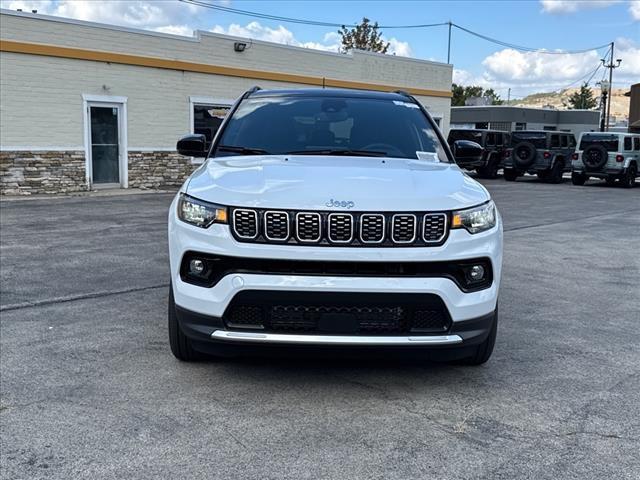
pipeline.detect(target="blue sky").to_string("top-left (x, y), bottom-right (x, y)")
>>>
top-left (2, 0), bottom-right (639, 98)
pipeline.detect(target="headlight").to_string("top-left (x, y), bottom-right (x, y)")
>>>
top-left (177, 193), bottom-right (228, 228)
top-left (452, 200), bottom-right (496, 234)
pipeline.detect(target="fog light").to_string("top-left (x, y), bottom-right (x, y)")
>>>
top-left (189, 259), bottom-right (205, 275)
top-left (469, 265), bottom-right (485, 282)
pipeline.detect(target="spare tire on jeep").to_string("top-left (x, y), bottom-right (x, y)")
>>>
top-left (582, 144), bottom-right (608, 171)
top-left (512, 142), bottom-right (537, 169)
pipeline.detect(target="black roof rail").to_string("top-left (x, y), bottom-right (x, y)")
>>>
top-left (392, 90), bottom-right (411, 98)
top-left (243, 86), bottom-right (262, 98)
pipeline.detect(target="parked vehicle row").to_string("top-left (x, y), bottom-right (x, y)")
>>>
top-left (447, 129), bottom-right (639, 188)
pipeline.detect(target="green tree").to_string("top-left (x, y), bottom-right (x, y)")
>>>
top-left (338, 18), bottom-right (389, 54)
top-left (451, 84), bottom-right (503, 106)
top-left (484, 88), bottom-right (504, 105)
top-left (452, 83), bottom-right (466, 106)
top-left (566, 83), bottom-right (597, 109)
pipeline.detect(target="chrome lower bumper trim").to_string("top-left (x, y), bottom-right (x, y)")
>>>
top-left (210, 330), bottom-right (463, 346)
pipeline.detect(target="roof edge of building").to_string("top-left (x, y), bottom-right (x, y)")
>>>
top-left (0, 8), bottom-right (451, 70)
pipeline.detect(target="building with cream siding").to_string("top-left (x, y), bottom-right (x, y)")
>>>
top-left (0, 9), bottom-right (453, 195)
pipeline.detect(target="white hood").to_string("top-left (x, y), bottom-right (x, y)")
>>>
top-left (186, 155), bottom-right (490, 211)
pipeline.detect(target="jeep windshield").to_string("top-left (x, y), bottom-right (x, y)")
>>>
top-left (511, 132), bottom-right (547, 148)
top-left (579, 134), bottom-right (619, 152)
top-left (214, 95), bottom-right (449, 162)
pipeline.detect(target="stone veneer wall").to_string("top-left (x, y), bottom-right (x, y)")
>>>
top-left (0, 150), bottom-right (198, 195)
top-left (0, 150), bottom-right (87, 195)
top-left (128, 151), bottom-right (198, 190)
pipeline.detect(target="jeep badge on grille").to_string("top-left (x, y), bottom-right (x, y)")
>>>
top-left (326, 199), bottom-right (355, 209)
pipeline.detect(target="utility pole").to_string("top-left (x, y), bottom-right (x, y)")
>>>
top-left (507, 88), bottom-right (511, 105)
top-left (447, 21), bottom-right (452, 64)
top-left (601, 42), bottom-right (621, 131)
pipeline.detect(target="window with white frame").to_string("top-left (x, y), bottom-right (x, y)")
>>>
top-left (189, 97), bottom-right (233, 155)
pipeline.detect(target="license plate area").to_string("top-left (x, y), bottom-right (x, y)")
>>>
top-left (318, 313), bottom-right (358, 333)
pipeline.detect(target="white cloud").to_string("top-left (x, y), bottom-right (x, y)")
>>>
top-left (482, 48), bottom-right (601, 83)
top-left (540, 0), bottom-right (621, 13)
top-left (0, 0), bottom-right (200, 33)
top-left (387, 38), bottom-right (412, 57)
top-left (453, 69), bottom-right (486, 86)
top-left (456, 36), bottom-right (640, 97)
top-left (630, 0), bottom-right (640, 20)
top-left (210, 21), bottom-right (413, 56)
top-left (210, 21), bottom-right (341, 51)
top-left (613, 36), bottom-right (640, 80)
top-left (153, 25), bottom-right (193, 37)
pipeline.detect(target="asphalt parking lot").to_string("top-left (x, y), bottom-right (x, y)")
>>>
top-left (1, 176), bottom-right (639, 479)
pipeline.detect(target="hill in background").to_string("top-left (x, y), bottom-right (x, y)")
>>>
top-left (512, 87), bottom-right (630, 120)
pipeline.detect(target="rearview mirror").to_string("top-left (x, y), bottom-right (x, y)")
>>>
top-left (453, 140), bottom-right (483, 162)
top-left (177, 134), bottom-right (207, 158)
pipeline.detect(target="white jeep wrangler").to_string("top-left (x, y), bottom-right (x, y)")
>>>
top-left (168, 88), bottom-right (503, 365)
top-left (571, 132), bottom-right (639, 188)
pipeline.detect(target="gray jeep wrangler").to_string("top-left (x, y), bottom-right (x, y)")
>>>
top-left (447, 129), bottom-right (510, 179)
top-left (571, 132), bottom-right (639, 188)
top-left (503, 130), bottom-right (576, 183)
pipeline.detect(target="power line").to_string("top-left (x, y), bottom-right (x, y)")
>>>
top-left (450, 23), bottom-right (611, 54)
top-left (180, 0), bottom-right (447, 29)
top-left (181, 0), bottom-right (613, 55)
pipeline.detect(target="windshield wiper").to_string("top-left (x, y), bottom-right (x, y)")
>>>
top-left (285, 149), bottom-right (387, 157)
top-left (217, 145), bottom-right (271, 155)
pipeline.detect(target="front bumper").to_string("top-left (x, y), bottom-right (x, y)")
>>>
top-left (176, 304), bottom-right (495, 355)
top-left (168, 194), bottom-right (503, 346)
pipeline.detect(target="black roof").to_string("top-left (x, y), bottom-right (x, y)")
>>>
top-left (248, 87), bottom-right (414, 101)
top-left (514, 130), bottom-right (572, 135)
top-left (449, 128), bottom-right (509, 134)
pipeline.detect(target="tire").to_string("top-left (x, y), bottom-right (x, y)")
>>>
top-left (504, 169), bottom-right (519, 181)
top-left (622, 163), bottom-right (637, 188)
top-left (571, 171), bottom-right (587, 185)
top-left (460, 308), bottom-right (498, 366)
top-left (536, 171), bottom-right (548, 181)
top-left (547, 160), bottom-right (564, 184)
top-left (479, 154), bottom-right (500, 179)
top-left (512, 142), bottom-right (537, 169)
top-left (582, 145), bottom-right (608, 171)
top-left (168, 284), bottom-right (201, 361)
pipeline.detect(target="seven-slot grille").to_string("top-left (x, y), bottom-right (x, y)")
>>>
top-left (229, 208), bottom-right (450, 247)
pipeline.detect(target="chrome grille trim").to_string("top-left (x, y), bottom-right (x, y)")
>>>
top-left (359, 214), bottom-right (386, 244)
top-left (422, 213), bottom-right (448, 243)
top-left (232, 209), bottom-right (259, 239)
top-left (229, 207), bottom-right (450, 247)
top-left (391, 214), bottom-right (417, 244)
top-left (264, 210), bottom-right (290, 242)
top-left (328, 213), bottom-right (354, 243)
top-left (295, 212), bottom-right (322, 243)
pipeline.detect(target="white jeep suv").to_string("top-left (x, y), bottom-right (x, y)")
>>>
top-left (571, 132), bottom-right (639, 188)
top-left (168, 88), bottom-right (503, 365)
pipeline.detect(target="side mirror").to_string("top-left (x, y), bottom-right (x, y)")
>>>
top-left (177, 134), bottom-right (207, 157)
top-left (453, 140), bottom-right (483, 161)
